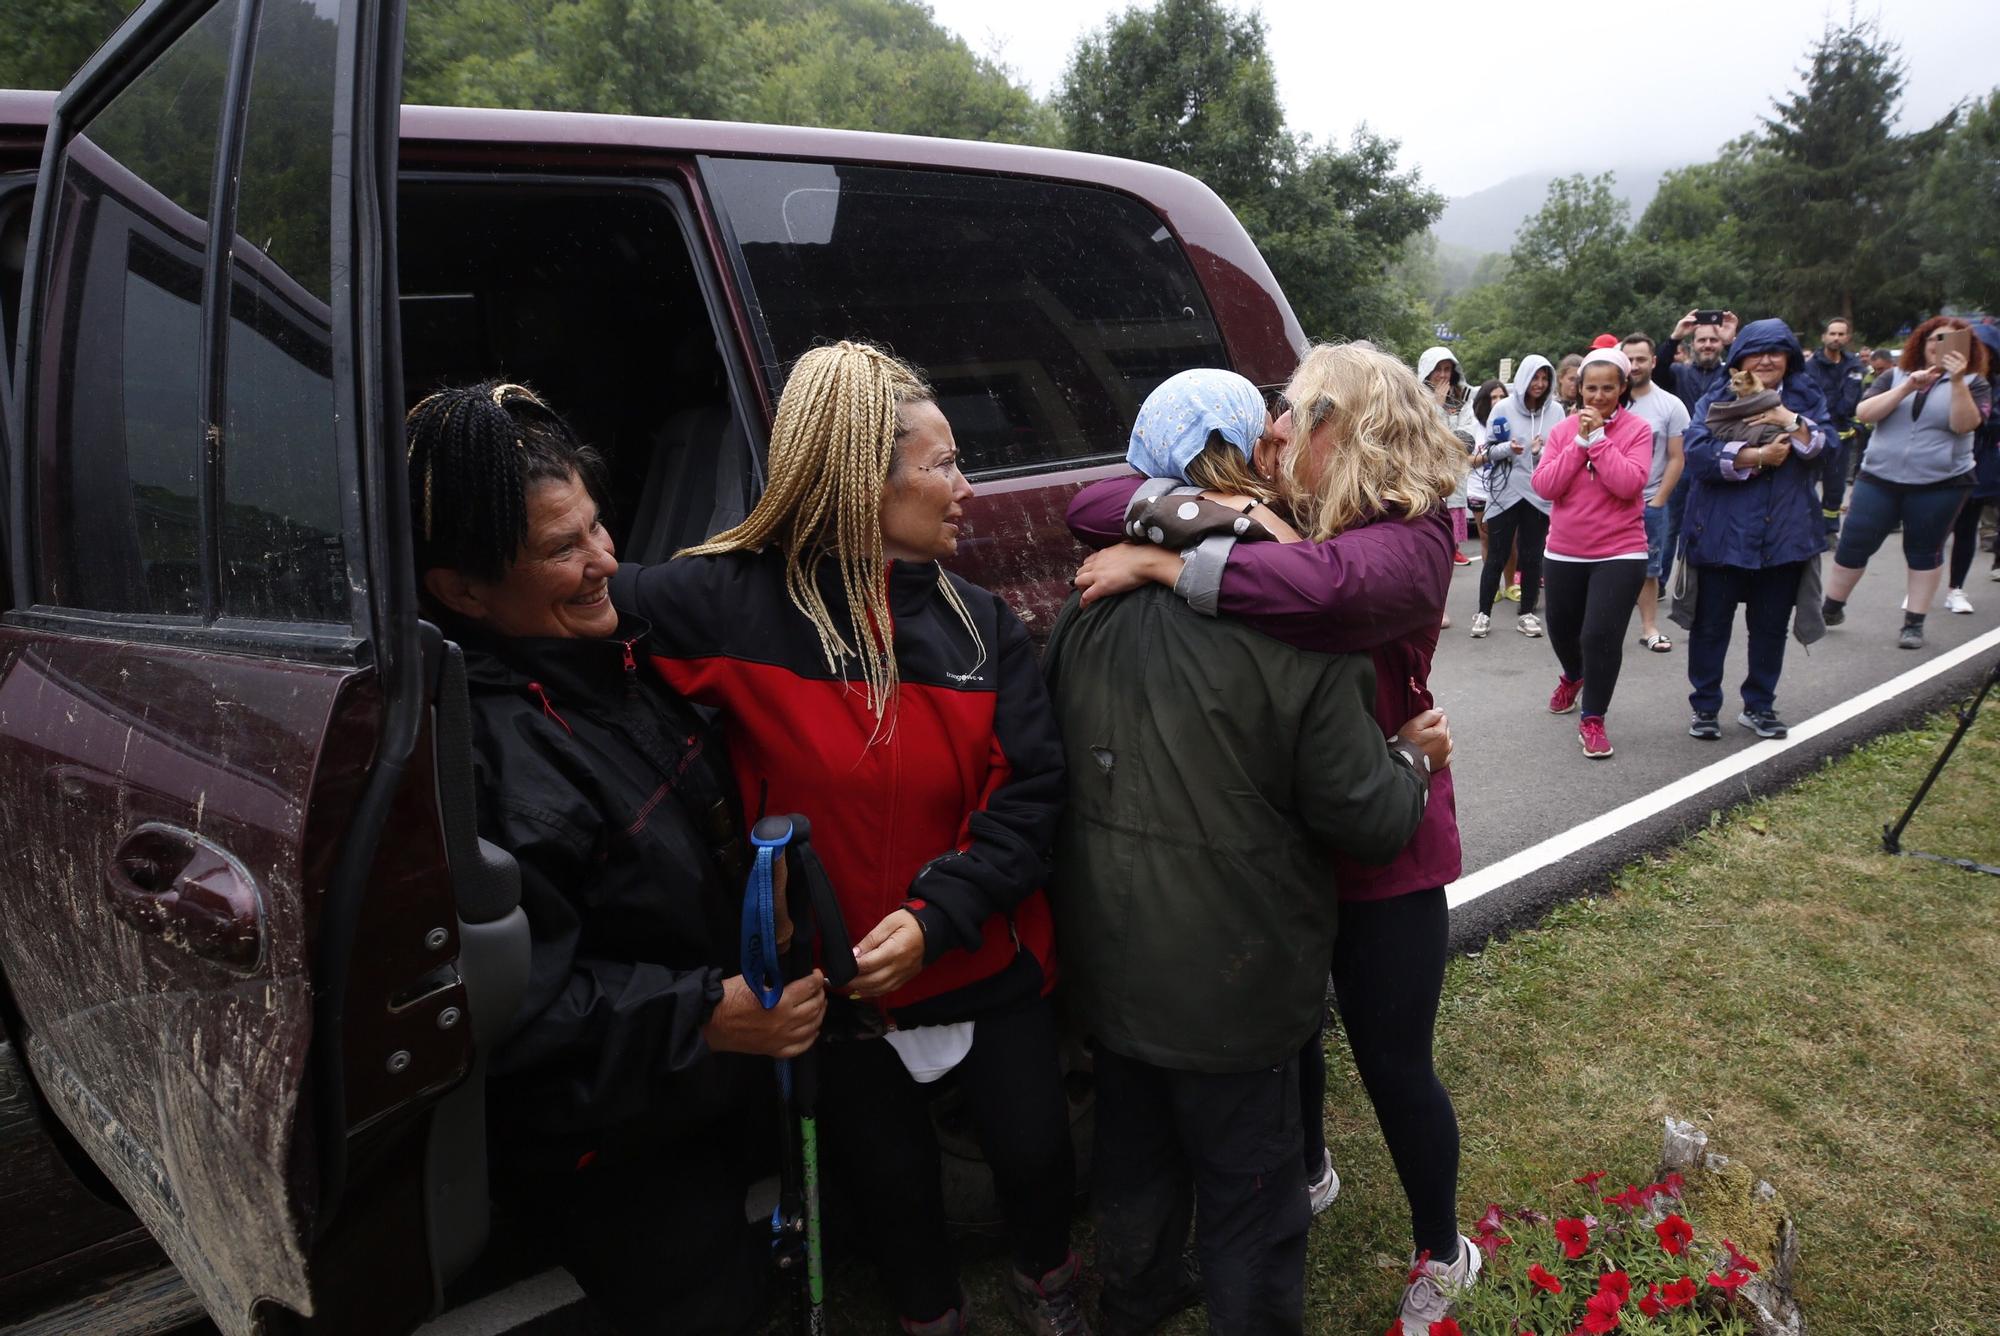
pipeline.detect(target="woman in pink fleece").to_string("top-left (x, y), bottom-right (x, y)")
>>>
top-left (1532, 347), bottom-right (1654, 757)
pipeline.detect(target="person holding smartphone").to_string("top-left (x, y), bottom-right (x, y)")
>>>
top-left (1822, 316), bottom-right (1992, 649)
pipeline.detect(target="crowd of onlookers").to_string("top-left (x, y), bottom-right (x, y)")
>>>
top-left (1431, 310), bottom-right (1999, 756)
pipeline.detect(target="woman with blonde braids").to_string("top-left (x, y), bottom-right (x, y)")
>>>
top-left (611, 342), bottom-right (1085, 1336)
top-left (1066, 343), bottom-right (1481, 1331)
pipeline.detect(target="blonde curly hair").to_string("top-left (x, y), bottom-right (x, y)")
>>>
top-left (1279, 342), bottom-right (1469, 540)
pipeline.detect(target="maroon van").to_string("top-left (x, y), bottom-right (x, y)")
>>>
top-left (0, 2), bottom-right (1304, 1331)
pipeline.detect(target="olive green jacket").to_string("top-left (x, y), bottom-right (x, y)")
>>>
top-left (1042, 586), bottom-right (1427, 1073)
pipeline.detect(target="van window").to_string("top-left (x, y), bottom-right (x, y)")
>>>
top-left (33, 0), bottom-right (238, 616)
top-left (702, 159), bottom-right (1228, 479)
top-left (218, 0), bottom-right (347, 622)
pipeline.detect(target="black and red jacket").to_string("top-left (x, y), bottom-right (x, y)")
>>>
top-left (611, 550), bottom-right (1063, 1026)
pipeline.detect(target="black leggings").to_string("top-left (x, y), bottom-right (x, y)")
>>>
top-left (816, 997), bottom-right (1074, 1322)
top-left (1299, 888), bottom-right (1459, 1260)
top-left (1948, 498), bottom-right (1998, 588)
top-left (1476, 504), bottom-right (1548, 615)
top-left (1541, 557), bottom-right (1648, 718)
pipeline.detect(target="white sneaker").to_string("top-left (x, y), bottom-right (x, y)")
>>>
top-left (1398, 1235), bottom-right (1482, 1329)
top-left (1944, 588), bottom-right (1973, 614)
top-left (1516, 612), bottom-right (1544, 637)
top-left (1306, 1149), bottom-right (1341, 1216)
top-left (1469, 612), bottom-right (1490, 638)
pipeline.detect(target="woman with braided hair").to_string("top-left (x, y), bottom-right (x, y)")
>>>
top-left (613, 342), bottom-right (1085, 1336)
top-left (407, 381), bottom-right (824, 1334)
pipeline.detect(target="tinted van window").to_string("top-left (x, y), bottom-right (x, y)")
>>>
top-left (219, 0), bottom-right (347, 622)
top-left (32, 1), bottom-right (237, 616)
top-left (702, 159), bottom-right (1227, 478)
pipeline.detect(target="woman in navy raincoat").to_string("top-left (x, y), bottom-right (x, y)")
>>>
top-left (1677, 319), bottom-right (1831, 740)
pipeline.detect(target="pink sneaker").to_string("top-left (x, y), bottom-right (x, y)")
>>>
top-left (1547, 675), bottom-right (1584, 714)
top-left (1579, 716), bottom-right (1613, 758)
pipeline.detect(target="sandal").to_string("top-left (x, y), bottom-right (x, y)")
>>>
top-left (1641, 631), bottom-right (1673, 653)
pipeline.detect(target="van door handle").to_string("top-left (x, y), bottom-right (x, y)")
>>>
top-left (104, 823), bottom-right (266, 972)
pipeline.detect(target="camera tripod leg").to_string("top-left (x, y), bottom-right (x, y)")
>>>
top-left (1881, 654), bottom-right (2000, 877)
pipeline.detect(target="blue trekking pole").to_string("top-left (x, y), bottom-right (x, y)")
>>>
top-left (743, 814), bottom-right (856, 1335)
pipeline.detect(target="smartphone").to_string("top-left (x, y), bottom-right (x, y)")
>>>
top-left (1693, 309), bottom-right (1727, 327)
top-left (1938, 327), bottom-right (1972, 367)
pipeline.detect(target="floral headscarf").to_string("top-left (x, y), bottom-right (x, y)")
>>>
top-left (1126, 368), bottom-right (1267, 481)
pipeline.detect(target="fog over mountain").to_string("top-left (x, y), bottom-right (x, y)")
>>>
top-left (1432, 161), bottom-right (1687, 256)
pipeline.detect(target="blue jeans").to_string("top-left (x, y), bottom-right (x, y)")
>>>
top-left (1833, 473), bottom-right (1971, 574)
top-left (1687, 562), bottom-right (1805, 716)
top-left (1643, 486), bottom-right (1685, 584)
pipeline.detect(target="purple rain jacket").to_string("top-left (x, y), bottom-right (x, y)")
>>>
top-left (1066, 474), bottom-right (1461, 900)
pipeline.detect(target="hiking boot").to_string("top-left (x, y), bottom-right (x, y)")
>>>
top-left (1738, 708), bottom-right (1789, 739)
top-left (1579, 716), bottom-right (1613, 758)
top-left (1003, 1252), bottom-right (1091, 1336)
top-left (1516, 612), bottom-right (1544, 637)
top-left (1469, 612), bottom-right (1491, 638)
top-left (901, 1290), bottom-right (972, 1335)
top-left (1547, 674), bottom-right (1584, 714)
top-left (1307, 1148), bottom-right (1341, 1217)
top-left (1398, 1235), bottom-right (1482, 1330)
top-left (1689, 711), bottom-right (1721, 740)
top-left (1899, 620), bottom-right (1926, 650)
top-left (1945, 588), bottom-right (1973, 614)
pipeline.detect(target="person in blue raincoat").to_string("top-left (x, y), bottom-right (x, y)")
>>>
top-left (1675, 319), bottom-right (1832, 741)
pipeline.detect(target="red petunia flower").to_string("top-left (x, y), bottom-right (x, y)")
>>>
top-left (1707, 1269), bottom-right (1750, 1293)
top-left (1659, 1172), bottom-right (1685, 1199)
top-left (1722, 1239), bottom-right (1762, 1274)
top-left (1582, 1289), bottom-right (1625, 1333)
top-left (1601, 1183), bottom-right (1647, 1212)
top-left (1385, 1322), bottom-right (1404, 1336)
top-left (1654, 1213), bottom-right (1694, 1256)
top-left (1477, 1203), bottom-right (1508, 1234)
top-left (1662, 1276), bottom-right (1698, 1308)
top-left (1528, 1262), bottom-right (1563, 1295)
top-left (1637, 1283), bottom-right (1665, 1318)
top-left (1596, 1271), bottom-right (1631, 1305)
top-left (1555, 1217), bottom-right (1591, 1259)
top-left (1472, 1229), bottom-right (1513, 1259)
top-left (1429, 1321), bottom-right (1463, 1336)
top-left (1574, 1170), bottom-right (1608, 1188)
top-left (1406, 1250), bottom-right (1432, 1284)
top-left (1511, 1207), bottom-right (1550, 1226)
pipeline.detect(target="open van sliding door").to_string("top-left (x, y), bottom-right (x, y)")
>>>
top-left (0, 2), bottom-right (471, 1332)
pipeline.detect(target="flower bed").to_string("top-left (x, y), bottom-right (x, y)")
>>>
top-left (1390, 1166), bottom-right (1770, 1335)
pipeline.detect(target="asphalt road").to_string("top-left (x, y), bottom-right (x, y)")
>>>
top-left (1433, 537), bottom-right (2000, 940)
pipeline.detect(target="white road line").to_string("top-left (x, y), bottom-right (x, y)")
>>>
top-left (1446, 624), bottom-right (2000, 910)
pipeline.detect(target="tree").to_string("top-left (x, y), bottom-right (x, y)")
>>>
top-left (1055, 0), bottom-right (1286, 208)
top-left (1055, 0), bottom-right (1441, 351)
top-left (0, 0), bottom-right (137, 91)
top-left (1750, 18), bottom-right (1947, 332)
top-left (1911, 89), bottom-right (2000, 311)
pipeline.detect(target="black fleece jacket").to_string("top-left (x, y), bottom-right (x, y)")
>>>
top-left (457, 618), bottom-right (758, 1163)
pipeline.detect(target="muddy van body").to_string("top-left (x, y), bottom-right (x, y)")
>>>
top-left (0, 6), bottom-right (1302, 1329)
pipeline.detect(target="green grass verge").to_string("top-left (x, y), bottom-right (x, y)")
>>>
top-left (827, 709), bottom-right (2000, 1333)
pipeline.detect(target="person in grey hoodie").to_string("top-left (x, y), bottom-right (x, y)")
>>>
top-left (1418, 346), bottom-right (1479, 593)
top-left (1469, 355), bottom-right (1559, 638)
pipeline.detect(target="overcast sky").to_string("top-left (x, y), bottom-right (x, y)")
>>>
top-left (923, 0), bottom-right (2000, 197)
